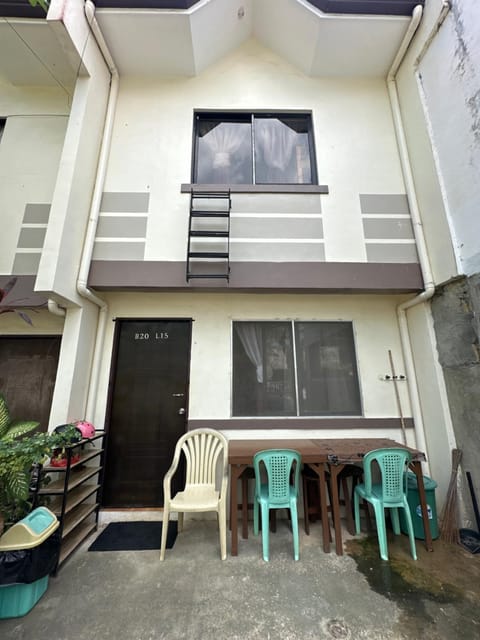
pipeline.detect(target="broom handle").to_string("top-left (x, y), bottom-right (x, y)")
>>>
top-left (466, 471), bottom-right (480, 532)
top-left (388, 350), bottom-right (407, 445)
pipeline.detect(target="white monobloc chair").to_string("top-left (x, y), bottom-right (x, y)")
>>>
top-left (160, 428), bottom-right (229, 560)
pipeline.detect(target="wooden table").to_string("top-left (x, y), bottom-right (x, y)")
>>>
top-left (228, 439), bottom-right (329, 556)
top-left (228, 437), bottom-right (432, 557)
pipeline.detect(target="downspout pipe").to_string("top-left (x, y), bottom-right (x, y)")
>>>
top-left (387, 4), bottom-right (432, 463)
top-left (77, 0), bottom-right (119, 420)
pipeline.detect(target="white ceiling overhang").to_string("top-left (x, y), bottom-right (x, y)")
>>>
top-left (94, 0), bottom-right (414, 77)
top-left (0, 0), bottom-right (419, 86)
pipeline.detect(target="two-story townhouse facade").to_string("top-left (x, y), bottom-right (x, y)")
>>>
top-left (1, 0), bottom-right (466, 514)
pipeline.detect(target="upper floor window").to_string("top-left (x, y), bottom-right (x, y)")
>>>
top-left (232, 321), bottom-right (362, 417)
top-left (193, 112), bottom-right (317, 185)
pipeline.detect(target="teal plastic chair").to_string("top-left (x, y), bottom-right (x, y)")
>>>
top-left (253, 449), bottom-right (301, 561)
top-left (354, 448), bottom-right (417, 561)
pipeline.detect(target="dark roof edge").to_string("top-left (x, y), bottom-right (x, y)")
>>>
top-left (93, 0), bottom-right (424, 15)
top-left (0, 1), bottom-right (48, 18)
top-left (307, 1), bottom-right (424, 17)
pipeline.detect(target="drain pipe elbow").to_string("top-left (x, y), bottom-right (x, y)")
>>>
top-left (47, 298), bottom-right (66, 317)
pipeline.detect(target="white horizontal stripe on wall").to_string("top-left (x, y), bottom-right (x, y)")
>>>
top-left (231, 238), bottom-right (324, 244)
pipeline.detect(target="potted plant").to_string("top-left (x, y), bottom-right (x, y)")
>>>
top-left (0, 394), bottom-right (79, 535)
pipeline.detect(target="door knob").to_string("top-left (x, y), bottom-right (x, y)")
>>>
top-left (178, 408), bottom-right (186, 415)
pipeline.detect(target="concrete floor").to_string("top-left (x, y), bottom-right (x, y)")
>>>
top-left (1, 516), bottom-right (480, 640)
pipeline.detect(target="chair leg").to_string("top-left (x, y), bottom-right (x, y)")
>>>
top-left (372, 503), bottom-right (389, 561)
top-left (302, 473), bottom-right (310, 535)
top-left (401, 504), bottom-right (418, 560)
top-left (261, 504), bottom-right (270, 561)
top-left (242, 474), bottom-right (249, 539)
top-left (341, 476), bottom-right (356, 535)
top-left (178, 512), bottom-right (184, 532)
top-left (354, 490), bottom-right (361, 535)
top-left (218, 501), bottom-right (227, 560)
top-left (390, 507), bottom-right (401, 535)
top-left (160, 506), bottom-right (170, 561)
top-left (290, 501), bottom-right (299, 561)
top-left (253, 496), bottom-right (259, 536)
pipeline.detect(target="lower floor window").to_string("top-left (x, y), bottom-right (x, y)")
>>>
top-left (232, 321), bottom-right (361, 417)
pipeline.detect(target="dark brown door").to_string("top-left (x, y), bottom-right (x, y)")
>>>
top-left (0, 336), bottom-right (61, 432)
top-left (102, 319), bottom-right (192, 507)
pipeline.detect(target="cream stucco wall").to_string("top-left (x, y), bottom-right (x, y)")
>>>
top-left (0, 81), bottom-right (69, 274)
top-left (95, 292), bottom-right (414, 433)
top-left (103, 40), bottom-right (408, 263)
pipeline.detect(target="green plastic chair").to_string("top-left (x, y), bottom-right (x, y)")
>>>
top-left (253, 449), bottom-right (301, 561)
top-left (354, 448), bottom-right (417, 561)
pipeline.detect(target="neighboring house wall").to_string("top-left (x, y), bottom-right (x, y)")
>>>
top-left (398, 0), bottom-right (480, 524)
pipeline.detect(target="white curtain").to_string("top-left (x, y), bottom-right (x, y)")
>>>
top-left (235, 323), bottom-right (264, 383)
top-left (255, 118), bottom-right (296, 171)
top-left (203, 123), bottom-right (246, 169)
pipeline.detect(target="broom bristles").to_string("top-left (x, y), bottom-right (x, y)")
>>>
top-left (439, 448), bottom-right (462, 543)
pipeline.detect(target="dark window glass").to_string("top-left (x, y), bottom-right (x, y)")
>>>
top-left (232, 321), bottom-right (361, 417)
top-left (233, 322), bottom-right (296, 416)
top-left (194, 112), bottom-right (316, 185)
top-left (254, 116), bottom-right (312, 184)
top-left (294, 322), bottom-right (361, 416)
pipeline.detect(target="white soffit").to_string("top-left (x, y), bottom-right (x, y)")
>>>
top-left (94, 11), bottom-right (196, 76)
top-left (0, 20), bottom-right (78, 88)
top-left (94, 0), bottom-right (412, 77)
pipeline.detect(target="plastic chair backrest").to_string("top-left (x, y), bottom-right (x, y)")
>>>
top-left (362, 448), bottom-right (411, 505)
top-left (176, 428), bottom-right (228, 488)
top-left (253, 449), bottom-right (300, 505)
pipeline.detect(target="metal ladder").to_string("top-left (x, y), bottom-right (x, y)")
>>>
top-left (186, 189), bottom-right (231, 282)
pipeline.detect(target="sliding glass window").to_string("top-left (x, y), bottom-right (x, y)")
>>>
top-left (232, 321), bottom-right (361, 417)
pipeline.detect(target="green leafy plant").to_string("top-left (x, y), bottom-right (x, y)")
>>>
top-left (27, 0), bottom-right (49, 13)
top-left (0, 427), bottom-right (80, 535)
top-left (0, 393), bottom-right (40, 442)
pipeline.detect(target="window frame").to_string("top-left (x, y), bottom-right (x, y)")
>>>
top-left (231, 320), bottom-right (363, 418)
top-left (191, 110), bottom-right (318, 187)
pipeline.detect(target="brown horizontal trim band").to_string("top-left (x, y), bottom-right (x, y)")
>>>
top-left (188, 418), bottom-right (414, 430)
top-left (181, 183), bottom-right (329, 194)
top-left (88, 261), bottom-right (424, 293)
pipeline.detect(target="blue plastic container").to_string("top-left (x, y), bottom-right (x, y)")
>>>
top-left (400, 472), bottom-right (439, 540)
top-left (0, 575), bottom-right (49, 618)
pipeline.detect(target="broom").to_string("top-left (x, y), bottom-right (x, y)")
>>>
top-left (439, 448), bottom-right (462, 544)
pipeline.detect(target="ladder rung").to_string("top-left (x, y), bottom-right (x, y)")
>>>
top-left (190, 231), bottom-right (229, 237)
top-left (188, 252), bottom-right (229, 259)
top-left (192, 192), bottom-right (230, 199)
top-left (187, 274), bottom-right (229, 280)
top-left (191, 210), bottom-right (229, 217)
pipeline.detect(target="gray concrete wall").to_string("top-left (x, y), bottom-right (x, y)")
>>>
top-left (431, 273), bottom-right (480, 529)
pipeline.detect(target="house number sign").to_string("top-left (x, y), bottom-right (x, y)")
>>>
top-left (134, 332), bottom-right (169, 340)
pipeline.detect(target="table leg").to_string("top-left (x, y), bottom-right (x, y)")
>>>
top-left (329, 464), bottom-right (345, 555)
top-left (410, 461), bottom-right (433, 552)
top-left (230, 464), bottom-right (246, 556)
top-left (310, 463), bottom-right (331, 553)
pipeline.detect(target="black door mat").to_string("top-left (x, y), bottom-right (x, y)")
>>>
top-left (88, 521), bottom-right (177, 552)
